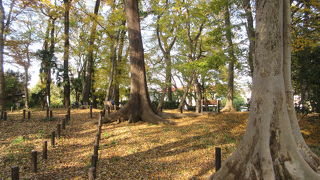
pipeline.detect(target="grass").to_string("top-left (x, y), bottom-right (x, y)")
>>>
top-left (0, 109), bottom-right (319, 179)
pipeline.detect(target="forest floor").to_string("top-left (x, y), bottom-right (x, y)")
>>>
top-left (0, 109), bottom-right (319, 179)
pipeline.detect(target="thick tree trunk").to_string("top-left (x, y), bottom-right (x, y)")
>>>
top-left (211, 0), bottom-right (320, 179)
top-left (221, 2), bottom-right (236, 112)
top-left (0, 1), bottom-right (5, 110)
top-left (242, 0), bottom-right (255, 76)
top-left (107, 0), bottom-right (162, 123)
top-left (106, 43), bottom-right (117, 101)
top-left (63, 0), bottom-right (71, 108)
top-left (82, 0), bottom-right (101, 104)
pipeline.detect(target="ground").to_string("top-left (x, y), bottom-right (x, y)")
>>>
top-left (0, 109), bottom-right (319, 179)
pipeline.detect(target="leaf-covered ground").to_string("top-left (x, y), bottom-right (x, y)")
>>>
top-left (0, 109), bottom-right (319, 179)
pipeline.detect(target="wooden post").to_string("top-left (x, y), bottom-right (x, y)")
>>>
top-left (62, 118), bottom-right (66, 130)
top-left (90, 105), bottom-right (93, 118)
top-left (88, 167), bottom-right (96, 180)
top-left (93, 144), bottom-right (99, 156)
top-left (11, 166), bottom-right (19, 180)
top-left (91, 155), bottom-right (98, 168)
top-left (201, 99), bottom-right (204, 113)
top-left (57, 124), bottom-right (61, 138)
top-left (217, 100), bottom-right (220, 113)
top-left (49, 110), bottom-right (53, 118)
top-left (180, 106), bottom-right (183, 113)
top-left (67, 107), bottom-right (71, 119)
top-left (3, 111), bottom-right (7, 120)
top-left (107, 107), bottom-right (110, 116)
top-left (1, 110), bottom-right (3, 120)
top-left (65, 114), bottom-right (69, 124)
top-left (46, 108), bottom-right (49, 118)
top-left (23, 110), bottom-right (26, 120)
top-left (28, 111), bottom-right (31, 120)
top-left (11, 106), bottom-right (13, 112)
top-left (215, 147), bottom-right (221, 171)
top-left (51, 131), bottom-right (55, 147)
top-left (31, 150), bottom-right (37, 172)
top-left (43, 141), bottom-right (48, 159)
top-left (103, 109), bottom-right (106, 117)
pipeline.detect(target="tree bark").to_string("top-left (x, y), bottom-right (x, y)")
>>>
top-left (82, 0), bottom-right (101, 105)
top-left (177, 74), bottom-right (194, 110)
top-left (210, 0), bottom-right (320, 179)
top-left (107, 0), bottom-right (163, 123)
top-left (221, 2), bottom-right (236, 112)
top-left (242, 0), bottom-right (255, 76)
top-left (63, 0), bottom-right (71, 108)
top-left (0, 0), bottom-right (5, 110)
top-left (195, 79), bottom-right (202, 113)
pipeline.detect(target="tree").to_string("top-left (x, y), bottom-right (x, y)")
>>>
top-left (108, 0), bottom-right (163, 123)
top-left (81, 0), bottom-right (101, 105)
top-left (220, 0), bottom-right (236, 112)
top-left (63, 0), bottom-right (71, 107)
top-left (0, 0), bottom-right (5, 110)
top-left (210, 0), bottom-right (320, 179)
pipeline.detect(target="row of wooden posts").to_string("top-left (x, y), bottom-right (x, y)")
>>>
top-left (9, 108), bottom-right (71, 180)
top-left (88, 111), bottom-right (104, 179)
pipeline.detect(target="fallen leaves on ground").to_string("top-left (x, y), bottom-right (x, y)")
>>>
top-left (0, 110), bottom-right (319, 179)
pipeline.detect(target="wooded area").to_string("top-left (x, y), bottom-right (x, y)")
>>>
top-left (0, 0), bottom-right (319, 179)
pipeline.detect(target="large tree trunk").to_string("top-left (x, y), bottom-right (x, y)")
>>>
top-left (242, 0), bottom-right (255, 77)
top-left (0, 1), bottom-right (5, 110)
top-left (107, 0), bottom-right (162, 123)
top-left (221, 2), bottom-right (236, 112)
top-left (210, 0), bottom-right (320, 179)
top-left (106, 43), bottom-right (117, 101)
top-left (63, 0), bottom-right (71, 108)
top-left (82, 0), bottom-right (100, 105)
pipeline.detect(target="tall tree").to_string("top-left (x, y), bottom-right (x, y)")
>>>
top-left (63, 0), bottom-right (71, 107)
top-left (242, 0), bottom-right (255, 76)
top-left (0, 0), bottom-right (5, 110)
top-left (109, 0), bottom-right (162, 123)
top-left (82, 0), bottom-right (101, 105)
top-left (211, 0), bottom-right (320, 179)
top-left (221, 1), bottom-right (236, 112)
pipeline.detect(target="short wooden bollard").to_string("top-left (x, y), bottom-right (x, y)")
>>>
top-left (23, 110), bottom-right (26, 119)
top-left (67, 107), bottom-right (71, 119)
top-left (93, 144), bottom-right (99, 156)
top-left (3, 111), bottom-right (7, 120)
top-left (215, 147), bottom-right (221, 171)
top-left (51, 131), bottom-right (55, 147)
top-left (0, 110), bottom-right (3, 120)
top-left (31, 150), bottom-right (37, 172)
top-left (57, 124), bottom-right (61, 138)
top-left (65, 114), bottom-right (69, 124)
top-left (46, 108), bottom-right (49, 118)
top-left (217, 100), bottom-right (221, 113)
top-left (107, 107), bottom-right (110, 116)
top-left (90, 105), bottom-right (93, 118)
top-left (11, 166), bottom-right (19, 180)
top-left (180, 106), bottom-right (183, 113)
top-left (28, 111), bottom-right (31, 120)
top-left (49, 110), bottom-right (53, 118)
top-left (62, 118), bottom-right (66, 130)
top-left (91, 155), bottom-right (98, 168)
top-left (11, 106), bottom-right (13, 112)
top-left (103, 109), bottom-right (106, 117)
top-left (88, 167), bottom-right (96, 180)
top-left (43, 141), bottom-right (48, 159)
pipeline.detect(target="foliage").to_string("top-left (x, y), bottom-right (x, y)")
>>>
top-left (4, 70), bottom-right (24, 108)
